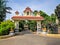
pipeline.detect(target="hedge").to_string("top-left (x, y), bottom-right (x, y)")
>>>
top-left (0, 20), bottom-right (15, 36)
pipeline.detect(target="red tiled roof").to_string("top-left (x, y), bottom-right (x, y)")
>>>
top-left (24, 7), bottom-right (32, 12)
top-left (12, 16), bottom-right (44, 21)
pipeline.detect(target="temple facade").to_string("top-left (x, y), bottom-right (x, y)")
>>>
top-left (11, 7), bottom-right (44, 34)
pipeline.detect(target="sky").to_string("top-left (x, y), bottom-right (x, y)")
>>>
top-left (6, 0), bottom-right (60, 19)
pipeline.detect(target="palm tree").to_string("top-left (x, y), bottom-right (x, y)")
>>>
top-left (0, 0), bottom-right (12, 22)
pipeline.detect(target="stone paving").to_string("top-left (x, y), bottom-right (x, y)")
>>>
top-left (0, 30), bottom-right (60, 45)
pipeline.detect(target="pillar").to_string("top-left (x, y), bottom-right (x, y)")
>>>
top-left (37, 21), bottom-right (41, 34)
top-left (56, 17), bottom-right (59, 24)
top-left (15, 21), bottom-right (19, 34)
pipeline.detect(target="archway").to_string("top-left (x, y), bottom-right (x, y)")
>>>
top-left (11, 7), bottom-right (44, 34)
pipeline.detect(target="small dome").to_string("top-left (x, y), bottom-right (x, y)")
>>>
top-left (24, 7), bottom-right (32, 12)
top-left (15, 11), bottom-right (19, 15)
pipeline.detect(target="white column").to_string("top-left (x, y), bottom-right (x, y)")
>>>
top-left (37, 21), bottom-right (41, 34)
top-left (56, 18), bottom-right (59, 24)
top-left (15, 21), bottom-right (19, 34)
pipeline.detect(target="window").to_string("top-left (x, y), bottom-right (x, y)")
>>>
top-left (27, 12), bottom-right (29, 15)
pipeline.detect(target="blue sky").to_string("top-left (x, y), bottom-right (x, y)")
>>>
top-left (6, 0), bottom-right (60, 19)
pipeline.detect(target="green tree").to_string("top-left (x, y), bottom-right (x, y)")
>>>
top-left (0, 20), bottom-right (14, 35)
top-left (0, 0), bottom-right (12, 22)
top-left (39, 10), bottom-right (50, 25)
top-left (28, 20), bottom-right (37, 32)
top-left (55, 4), bottom-right (60, 25)
top-left (50, 13), bottom-right (56, 23)
top-left (19, 20), bottom-right (25, 31)
top-left (39, 10), bottom-right (49, 18)
top-left (33, 10), bottom-right (38, 16)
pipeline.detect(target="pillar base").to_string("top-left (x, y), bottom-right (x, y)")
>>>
top-left (9, 31), bottom-right (15, 36)
top-left (41, 32), bottom-right (47, 34)
top-left (15, 29), bottom-right (19, 34)
top-left (37, 28), bottom-right (42, 34)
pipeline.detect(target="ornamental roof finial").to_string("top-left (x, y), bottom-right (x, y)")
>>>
top-left (15, 11), bottom-right (19, 15)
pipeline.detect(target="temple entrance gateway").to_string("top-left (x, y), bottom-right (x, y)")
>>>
top-left (12, 7), bottom-right (44, 34)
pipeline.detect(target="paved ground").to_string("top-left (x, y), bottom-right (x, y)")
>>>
top-left (0, 30), bottom-right (60, 45)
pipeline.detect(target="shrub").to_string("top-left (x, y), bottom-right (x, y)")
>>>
top-left (0, 20), bottom-right (15, 36)
top-left (28, 21), bottom-right (37, 32)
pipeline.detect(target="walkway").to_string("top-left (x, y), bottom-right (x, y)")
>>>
top-left (0, 30), bottom-right (60, 45)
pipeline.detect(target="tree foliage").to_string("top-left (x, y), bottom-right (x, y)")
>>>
top-left (39, 10), bottom-right (51, 25)
top-left (55, 4), bottom-right (60, 24)
top-left (19, 20), bottom-right (25, 31)
top-left (0, 0), bottom-right (12, 22)
top-left (39, 10), bottom-right (49, 17)
top-left (33, 10), bottom-right (38, 16)
top-left (0, 20), bottom-right (14, 35)
top-left (28, 20), bottom-right (37, 32)
top-left (50, 13), bottom-right (56, 23)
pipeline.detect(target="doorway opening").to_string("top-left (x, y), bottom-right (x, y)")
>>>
top-left (19, 20), bottom-right (37, 32)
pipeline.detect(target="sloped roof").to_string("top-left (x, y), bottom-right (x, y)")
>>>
top-left (12, 16), bottom-right (44, 21)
